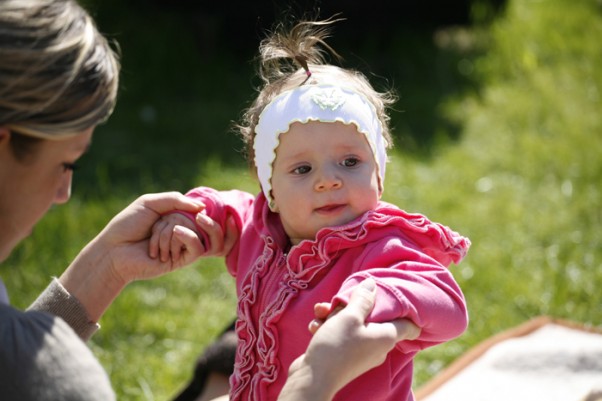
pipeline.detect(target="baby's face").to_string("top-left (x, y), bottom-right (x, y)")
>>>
top-left (270, 121), bottom-right (380, 245)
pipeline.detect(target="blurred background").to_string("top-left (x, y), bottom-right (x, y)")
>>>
top-left (74, 0), bottom-right (504, 195)
top-left (4, 0), bottom-right (601, 399)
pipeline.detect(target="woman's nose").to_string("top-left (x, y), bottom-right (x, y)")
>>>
top-left (54, 170), bottom-right (73, 204)
top-left (314, 167), bottom-right (342, 191)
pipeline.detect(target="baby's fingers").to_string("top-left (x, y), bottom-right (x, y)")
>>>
top-left (157, 225), bottom-right (175, 262)
top-left (149, 220), bottom-right (170, 259)
top-left (309, 302), bottom-right (343, 334)
top-left (313, 302), bottom-right (333, 320)
top-left (173, 225), bottom-right (206, 266)
top-left (169, 226), bottom-right (188, 263)
top-left (196, 213), bottom-right (223, 256)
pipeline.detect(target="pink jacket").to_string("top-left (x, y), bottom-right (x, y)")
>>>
top-left (184, 187), bottom-right (470, 401)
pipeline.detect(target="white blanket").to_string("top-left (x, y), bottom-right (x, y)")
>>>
top-left (417, 318), bottom-right (602, 401)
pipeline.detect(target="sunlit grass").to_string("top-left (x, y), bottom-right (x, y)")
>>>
top-left (410, 0), bottom-right (602, 385)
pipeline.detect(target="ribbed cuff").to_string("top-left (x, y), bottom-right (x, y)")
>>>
top-left (27, 278), bottom-right (100, 341)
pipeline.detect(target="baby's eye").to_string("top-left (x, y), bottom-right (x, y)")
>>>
top-left (293, 165), bottom-right (311, 174)
top-left (342, 157), bottom-right (359, 167)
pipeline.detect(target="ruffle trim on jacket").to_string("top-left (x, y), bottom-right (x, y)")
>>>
top-left (365, 202), bottom-right (470, 266)
top-left (301, 201), bottom-right (470, 268)
top-left (231, 197), bottom-right (470, 400)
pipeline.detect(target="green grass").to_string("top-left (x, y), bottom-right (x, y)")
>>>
top-left (2, 0), bottom-right (602, 399)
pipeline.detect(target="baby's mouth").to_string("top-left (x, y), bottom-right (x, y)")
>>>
top-left (315, 203), bottom-right (346, 214)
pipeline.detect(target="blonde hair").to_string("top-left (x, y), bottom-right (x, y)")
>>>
top-left (0, 0), bottom-right (120, 140)
top-left (237, 17), bottom-right (396, 166)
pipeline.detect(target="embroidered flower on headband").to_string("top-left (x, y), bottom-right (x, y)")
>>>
top-left (254, 84), bottom-right (388, 210)
top-left (311, 88), bottom-right (346, 111)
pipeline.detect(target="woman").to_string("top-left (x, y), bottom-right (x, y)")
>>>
top-left (0, 1), bottom-right (418, 400)
top-left (0, 1), bottom-right (229, 399)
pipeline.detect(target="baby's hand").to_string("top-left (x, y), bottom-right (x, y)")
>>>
top-left (309, 301), bottom-right (342, 334)
top-left (308, 280), bottom-right (421, 342)
top-left (149, 212), bottom-right (203, 264)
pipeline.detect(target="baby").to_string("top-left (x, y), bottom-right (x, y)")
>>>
top-left (151, 18), bottom-right (470, 401)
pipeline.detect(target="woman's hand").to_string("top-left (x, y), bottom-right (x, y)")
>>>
top-left (58, 192), bottom-right (238, 322)
top-left (278, 279), bottom-right (420, 401)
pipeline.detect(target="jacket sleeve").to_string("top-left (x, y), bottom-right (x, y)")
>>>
top-left (331, 237), bottom-right (468, 353)
top-left (180, 187), bottom-right (255, 275)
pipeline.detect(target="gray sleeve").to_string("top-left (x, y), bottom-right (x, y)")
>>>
top-left (27, 278), bottom-right (99, 341)
top-left (0, 304), bottom-right (115, 401)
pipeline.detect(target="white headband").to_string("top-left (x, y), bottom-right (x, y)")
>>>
top-left (254, 84), bottom-right (388, 208)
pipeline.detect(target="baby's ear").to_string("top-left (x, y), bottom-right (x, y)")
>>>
top-left (269, 193), bottom-right (280, 213)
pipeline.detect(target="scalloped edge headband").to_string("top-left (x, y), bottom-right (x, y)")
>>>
top-left (253, 84), bottom-right (388, 210)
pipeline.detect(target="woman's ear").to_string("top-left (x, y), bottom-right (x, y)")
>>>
top-left (0, 128), bottom-right (14, 164)
top-left (0, 127), bottom-right (10, 142)
top-left (0, 127), bottom-right (11, 147)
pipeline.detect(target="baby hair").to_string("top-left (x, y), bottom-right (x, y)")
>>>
top-left (237, 16), bottom-right (397, 169)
